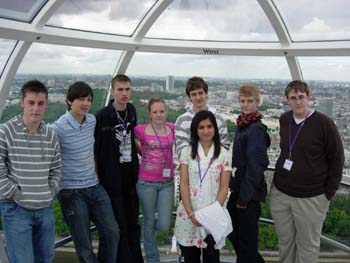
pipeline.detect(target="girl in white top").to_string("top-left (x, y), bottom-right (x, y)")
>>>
top-left (175, 110), bottom-right (231, 263)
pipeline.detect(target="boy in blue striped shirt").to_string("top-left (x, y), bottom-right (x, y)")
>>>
top-left (51, 82), bottom-right (119, 263)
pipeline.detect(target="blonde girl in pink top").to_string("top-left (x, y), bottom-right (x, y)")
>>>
top-left (134, 98), bottom-right (175, 263)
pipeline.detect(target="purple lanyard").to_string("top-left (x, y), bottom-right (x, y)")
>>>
top-left (197, 157), bottom-right (213, 188)
top-left (288, 112), bottom-right (311, 159)
top-left (151, 123), bottom-right (170, 166)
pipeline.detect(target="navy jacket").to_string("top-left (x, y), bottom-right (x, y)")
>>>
top-left (230, 121), bottom-right (270, 206)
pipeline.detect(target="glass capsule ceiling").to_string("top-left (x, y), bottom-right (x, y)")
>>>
top-left (1, 0), bottom-right (350, 176)
top-left (0, 0), bottom-right (350, 115)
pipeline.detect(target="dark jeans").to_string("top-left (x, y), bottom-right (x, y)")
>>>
top-left (107, 187), bottom-right (143, 263)
top-left (180, 235), bottom-right (219, 263)
top-left (227, 194), bottom-right (265, 263)
top-left (58, 184), bottom-right (120, 263)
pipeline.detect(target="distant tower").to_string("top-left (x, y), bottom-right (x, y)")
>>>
top-left (166, 75), bottom-right (175, 92)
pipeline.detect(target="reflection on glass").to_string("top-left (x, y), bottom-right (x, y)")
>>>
top-left (0, 0), bottom-right (47, 22)
top-left (47, 0), bottom-right (156, 36)
top-left (275, 0), bottom-right (350, 41)
top-left (0, 43), bottom-right (122, 123)
top-left (146, 0), bottom-right (278, 41)
top-left (0, 39), bottom-right (16, 77)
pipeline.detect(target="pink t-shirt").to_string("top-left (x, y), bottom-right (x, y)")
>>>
top-left (134, 122), bottom-right (175, 181)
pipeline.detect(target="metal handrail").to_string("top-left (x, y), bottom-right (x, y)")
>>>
top-left (54, 226), bottom-right (97, 248)
top-left (53, 215), bottom-right (350, 254)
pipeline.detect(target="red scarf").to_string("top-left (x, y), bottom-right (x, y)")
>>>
top-left (236, 111), bottom-right (262, 128)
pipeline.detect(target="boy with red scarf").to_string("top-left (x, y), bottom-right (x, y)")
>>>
top-left (227, 84), bottom-right (270, 263)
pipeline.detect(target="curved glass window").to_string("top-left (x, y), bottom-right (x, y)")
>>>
top-left (127, 52), bottom-right (289, 162)
top-left (127, 52), bottom-right (289, 79)
top-left (275, 0), bottom-right (350, 41)
top-left (299, 57), bottom-right (350, 81)
top-left (0, 39), bottom-right (17, 78)
top-left (146, 0), bottom-right (278, 41)
top-left (1, 43), bottom-right (121, 123)
top-left (299, 56), bottom-right (350, 170)
top-left (18, 43), bottom-right (122, 75)
top-left (0, 0), bottom-right (47, 22)
top-left (47, 0), bottom-right (156, 36)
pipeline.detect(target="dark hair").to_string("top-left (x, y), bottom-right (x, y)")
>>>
top-left (285, 80), bottom-right (310, 97)
top-left (190, 110), bottom-right (221, 159)
top-left (111, 74), bottom-right (131, 89)
top-left (21, 80), bottom-right (48, 99)
top-left (147, 97), bottom-right (166, 112)
top-left (66, 81), bottom-right (93, 110)
top-left (185, 76), bottom-right (208, 97)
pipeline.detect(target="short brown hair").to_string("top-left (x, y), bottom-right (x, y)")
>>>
top-left (21, 80), bottom-right (48, 99)
top-left (285, 80), bottom-right (310, 97)
top-left (238, 84), bottom-right (260, 101)
top-left (185, 76), bottom-right (208, 97)
top-left (111, 74), bottom-right (131, 89)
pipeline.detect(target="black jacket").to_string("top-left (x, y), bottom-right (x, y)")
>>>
top-left (94, 101), bottom-right (139, 196)
top-left (230, 121), bottom-right (270, 205)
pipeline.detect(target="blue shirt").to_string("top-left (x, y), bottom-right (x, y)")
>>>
top-left (51, 111), bottom-right (97, 189)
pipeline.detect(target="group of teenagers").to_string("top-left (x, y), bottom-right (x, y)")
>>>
top-left (0, 74), bottom-right (344, 263)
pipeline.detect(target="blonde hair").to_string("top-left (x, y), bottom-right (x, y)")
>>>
top-left (238, 84), bottom-right (260, 101)
top-left (147, 97), bottom-right (166, 112)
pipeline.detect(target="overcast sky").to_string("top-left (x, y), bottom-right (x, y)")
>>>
top-left (1, 0), bottom-right (350, 81)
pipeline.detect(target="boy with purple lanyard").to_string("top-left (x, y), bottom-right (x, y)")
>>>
top-left (270, 80), bottom-right (344, 263)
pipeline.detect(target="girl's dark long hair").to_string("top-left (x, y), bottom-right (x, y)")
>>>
top-left (190, 110), bottom-right (221, 159)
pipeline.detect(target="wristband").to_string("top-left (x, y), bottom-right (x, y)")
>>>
top-left (187, 212), bottom-right (194, 218)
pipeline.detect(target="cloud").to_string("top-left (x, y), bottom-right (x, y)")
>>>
top-left (109, 0), bottom-right (154, 20)
top-left (48, 0), bottom-right (155, 35)
top-left (276, 0), bottom-right (350, 40)
top-left (301, 18), bottom-right (332, 33)
top-left (51, 0), bottom-right (107, 16)
top-left (17, 43), bottom-right (121, 74)
top-left (147, 0), bottom-right (277, 41)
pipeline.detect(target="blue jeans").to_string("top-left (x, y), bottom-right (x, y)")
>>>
top-left (58, 184), bottom-right (120, 263)
top-left (136, 179), bottom-right (174, 263)
top-left (0, 201), bottom-right (55, 263)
